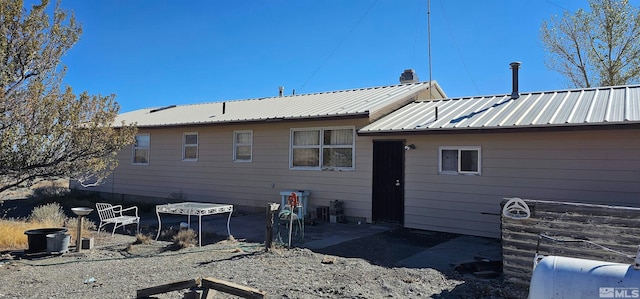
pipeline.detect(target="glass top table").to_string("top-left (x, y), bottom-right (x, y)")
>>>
top-left (155, 202), bottom-right (233, 246)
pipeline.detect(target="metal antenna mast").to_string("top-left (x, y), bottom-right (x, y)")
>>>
top-left (428, 0), bottom-right (433, 99)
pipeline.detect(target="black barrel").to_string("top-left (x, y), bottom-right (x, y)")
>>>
top-left (24, 228), bottom-right (68, 253)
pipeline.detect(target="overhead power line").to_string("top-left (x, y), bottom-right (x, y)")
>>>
top-left (298, 0), bottom-right (379, 93)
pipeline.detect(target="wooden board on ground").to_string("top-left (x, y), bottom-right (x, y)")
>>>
top-left (136, 278), bottom-right (198, 298)
top-left (136, 277), bottom-right (266, 299)
top-left (201, 277), bottom-right (267, 299)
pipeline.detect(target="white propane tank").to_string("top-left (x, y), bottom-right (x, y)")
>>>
top-left (529, 256), bottom-right (640, 299)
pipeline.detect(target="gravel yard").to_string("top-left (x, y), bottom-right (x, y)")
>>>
top-left (0, 232), bottom-right (526, 299)
top-left (0, 194), bottom-right (527, 298)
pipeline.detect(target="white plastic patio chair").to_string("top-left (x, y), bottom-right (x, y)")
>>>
top-left (95, 202), bottom-right (140, 236)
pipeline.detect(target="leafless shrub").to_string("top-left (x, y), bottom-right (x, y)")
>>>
top-left (172, 229), bottom-right (197, 249)
top-left (29, 202), bottom-right (67, 226)
top-left (133, 233), bottom-right (152, 245)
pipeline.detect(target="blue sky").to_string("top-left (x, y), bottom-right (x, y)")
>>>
top-left (43, 1), bottom-right (616, 112)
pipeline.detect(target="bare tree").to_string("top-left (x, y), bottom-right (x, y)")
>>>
top-left (0, 0), bottom-right (137, 194)
top-left (541, 0), bottom-right (640, 88)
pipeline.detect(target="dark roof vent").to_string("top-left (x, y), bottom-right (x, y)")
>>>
top-left (400, 69), bottom-right (419, 84)
top-left (150, 105), bottom-right (176, 113)
top-left (510, 62), bottom-right (521, 99)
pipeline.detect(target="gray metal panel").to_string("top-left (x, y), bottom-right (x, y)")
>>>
top-left (567, 90), bottom-right (594, 123)
top-left (359, 85), bottom-right (640, 134)
top-left (518, 92), bottom-right (554, 125)
top-left (586, 89), bottom-right (609, 123)
top-left (565, 92), bottom-right (585, 123)
top-left (116, 82), bottom-right (436, 127)
top-left (443, 97), bottom-right (492, 128)
top-left (457, 95), bottom-right (509, 128)
top-left (499, 93), bottom-right (534, 126)
top-left (607, 87), bottom-right (625, 122)
top-left (549, 91), bottom-right (577, 124)
top-left (628, 87), bottom-right (640, 121)
top-left (533, 93), bottom-right (564, 125)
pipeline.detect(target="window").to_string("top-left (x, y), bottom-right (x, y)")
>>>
top-left (439, 146), bottom-right (481, 175)
top-left (291, 127), bottom-right (354, 170)
top-left (233, 130), bottom-right (252, 162)
top-left (183, 133), bottom-right (198, 161)
top-left (132, 134), bottom-right (150, 165)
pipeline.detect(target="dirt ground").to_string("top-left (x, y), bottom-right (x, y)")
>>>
top-left (0, 233), bottom-right (527, 298)
top-left (0, 194), bottom-right (528, 298)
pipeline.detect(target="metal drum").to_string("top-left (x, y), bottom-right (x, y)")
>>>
top-left (529, 255), bottom-right (640, 299)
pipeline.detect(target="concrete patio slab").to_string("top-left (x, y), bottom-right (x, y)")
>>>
top-left (145, 212), bottom-right (502, 274)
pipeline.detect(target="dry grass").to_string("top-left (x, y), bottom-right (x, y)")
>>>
top-left (133, 233), bottom-right (152, 245)
top-left (0, 219), bottom-right (63, 251)
top-left (0, 202), bottom-right (97, 251)
top-left (125, 233), bottom-right (154, 252)
top-left (172, 229), bottom-right (197, 249)
top-left (65, 217), bottom-right (96, 241)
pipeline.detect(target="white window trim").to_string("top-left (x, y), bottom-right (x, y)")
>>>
top-left (438, 146), bottom-right (481, 175)
top-left (182, 132), bottom-right (198, 162)
top-left (289, 126), bottom-right (355, 171)
top-left (132, 134), bottom-right (150, 165)
top-left (233, 130), bottom-right (253, 162)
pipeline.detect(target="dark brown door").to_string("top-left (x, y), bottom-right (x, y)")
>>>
top-left (372, 140), bottom-right (404, 224)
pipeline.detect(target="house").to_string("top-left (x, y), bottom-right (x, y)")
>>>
top-left (78, 64), bottom-right (640, 239)
top-left (77, 70), bottom-right (448, 228)
top-left (359, 63), bottom-right (640, 237)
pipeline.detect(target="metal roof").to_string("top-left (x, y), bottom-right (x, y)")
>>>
top-left (358, 85), bottom-right (640, 134)
top-left (116, 81), bottom-right (444, 127)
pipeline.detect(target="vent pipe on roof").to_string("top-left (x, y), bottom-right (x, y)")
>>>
top-left (278, 86), bottom-right (284, 97)
top-left (222, 102), bottom-right (226, 114)
top-left (400, 69), bottom-right (419, 84)
top-left (510, 62), bottom-right (521, 99)
top-left (150, 105), bottom-right (177, 113)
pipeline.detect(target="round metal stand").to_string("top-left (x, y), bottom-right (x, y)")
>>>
top-left (71, 207), bottom-right (93, 252)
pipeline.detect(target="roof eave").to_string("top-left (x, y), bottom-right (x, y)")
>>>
top-left (358, 122), bottom-right (640, 136)
top-left (122, 112), bottom-right (371, 129)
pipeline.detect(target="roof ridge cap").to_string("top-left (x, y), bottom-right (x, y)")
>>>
top-left (442, 84), bottom-right (640, 102)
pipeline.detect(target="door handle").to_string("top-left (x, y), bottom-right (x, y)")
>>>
top-left (395, 180), bottom-right (400, 186)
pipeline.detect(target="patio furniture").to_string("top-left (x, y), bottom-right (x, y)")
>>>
top-left (279, 190), bottom-right (309, 220)
top-left (278, 192), bottom-right (304, 247)
top-left (95, 202), bottom-right (140, 236)
top-left (155, 202), bottom-right (233, 246)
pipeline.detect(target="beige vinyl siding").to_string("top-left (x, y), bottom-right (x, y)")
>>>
top-left (85, 118), bottom-right (375, 221)
top-left (80, 118), bottom-right (640, 239)
top-left (401, 129), bottom-right (640, 238)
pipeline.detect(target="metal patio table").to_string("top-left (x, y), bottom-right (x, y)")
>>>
top-left (155, 202), bottom-right (233, 246)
